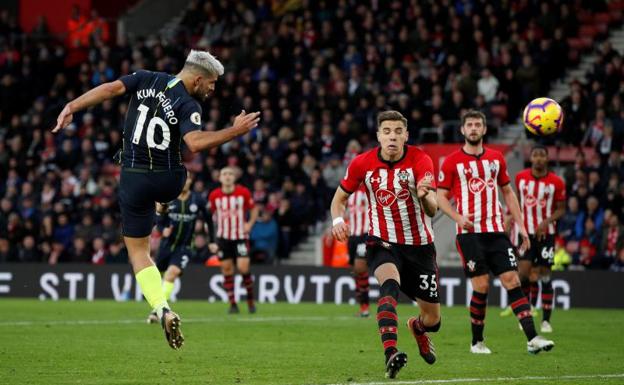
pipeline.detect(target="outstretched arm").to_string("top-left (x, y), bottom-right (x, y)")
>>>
top-left (52, 80), bottom-right (127, 133)
top-left (183, 110), bottom-right (260, 153)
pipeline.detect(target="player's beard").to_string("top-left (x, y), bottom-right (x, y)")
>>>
top-left (466, 137), bottom-right (482, 146)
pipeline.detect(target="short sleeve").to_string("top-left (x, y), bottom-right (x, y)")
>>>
top-left (554, 176), bottom-right (567, 201)
top-left (119, 70), bottom-right (149, 93)
top-left (178, 101), bottom-right (203, 136)
top-left (415, 153), bottom-right (436, 189)
top-left (340, 155), bottom-right (365, 194)
top-left (437, 157), bottom-right (455, 190)
top-left (497, 155), bottom-right (511, 186)
top-left (208, 191), bottom-right (216, 213)
top-left (243, 188), bottom-right (255, 210)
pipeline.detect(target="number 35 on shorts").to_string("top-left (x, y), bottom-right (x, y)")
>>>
top-left (508, 248), bottom-right (518, 267)
top-left (419, 274), bottom-right (438, 297)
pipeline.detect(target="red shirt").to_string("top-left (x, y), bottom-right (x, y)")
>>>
top-left (340, 145), bottom-right (435, 245)
top-left (438, 147), bottom-right (510, 234)
top-left (347, 184), bottom-right (369, 237)
top-left (208, 185), bottom-right (254, 240)
top-left (515, 169), bottom-right (566, 235)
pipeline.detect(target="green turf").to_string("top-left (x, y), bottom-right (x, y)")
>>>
top-left (0, 299), bottom-right (623, 385)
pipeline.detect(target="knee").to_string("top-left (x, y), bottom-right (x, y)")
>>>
top-left (500, 273), bottom-right (520, 289)
top-left (472, 281), bottom-right (489, 293)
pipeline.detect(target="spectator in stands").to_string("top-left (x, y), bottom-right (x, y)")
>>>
top-left (559, 196), bottom-right (580, 241)
top-left (477, 68), bottom-right (499, 103)
top-left (250, 206), bottom-right (279, 264)
top-left (576, 196), bottom-right (605, 238)
top-left (577, 218), bottom-right (599, 267)
top-left (599, 211), bottom-right (624, 268)
top-left (610, 250), bottom-right (624, 272)
top-left (322, 155), bottom-right (346, 190)
top-left (16, 235), bottom-right (41, 262)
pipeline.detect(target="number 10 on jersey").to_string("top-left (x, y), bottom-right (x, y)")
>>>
top-left (132, 104), bottom-right (171, 150)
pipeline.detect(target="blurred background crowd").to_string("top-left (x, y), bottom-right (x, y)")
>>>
top-left (0, 0), bottom-right (623, 271)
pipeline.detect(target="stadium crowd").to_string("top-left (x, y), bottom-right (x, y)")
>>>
top-left (0, 0), bottom-right (623, 270)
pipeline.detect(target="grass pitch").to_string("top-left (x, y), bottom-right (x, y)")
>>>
top-left (1, 299), bottom-right (623, 385)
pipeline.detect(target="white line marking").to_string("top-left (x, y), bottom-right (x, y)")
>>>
top-left (0, 315), bottom-right (361, 327)
top-left (322, 373), bottom-right (624, 385)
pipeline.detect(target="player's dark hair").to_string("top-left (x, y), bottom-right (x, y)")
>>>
top-left (461, 110), bottom-right (487, 127)
top-left (530, 144), bottom-right (548, 155)
top-left (377, 110), bottom-right (407, 128)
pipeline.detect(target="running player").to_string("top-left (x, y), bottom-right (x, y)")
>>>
top-left (147, 172), bottom-right (214, 323)
top-left (209, 167), bottom-right (259, 314)
top-left (515, 145), bottom-right (566, 333)
top-left (346, 184), bottom-right (370, 317)
top-left (331, 111), bottom-right (441, 379)
top-left (52, 49), bottom-right (260, 349)
top-left (437, 110), bottom-right (554, 354)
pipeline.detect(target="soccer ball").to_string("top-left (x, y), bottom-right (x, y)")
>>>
top-left (523, 97), bottom-right (564, 136)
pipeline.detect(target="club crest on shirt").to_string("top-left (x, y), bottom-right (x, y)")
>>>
top-left (467, 260), bottom-right (476, 272)
top-left (438, 170), bottom-right (445, 182)
top-left (397, 170), bottom-right (410, 184)
top-left (189, 203), bottom-right (198, 213)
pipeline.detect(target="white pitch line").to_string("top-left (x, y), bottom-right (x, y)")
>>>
top-left (0, 315), bottom-right (361, 327)
top-left (322, 373), bottom-right (624, 385)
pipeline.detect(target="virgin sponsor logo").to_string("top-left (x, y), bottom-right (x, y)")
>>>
top-left (375, 189), bottom-right (397, 207)
top-left (469, 177), bottom-right (486, 194)
top-left (525, 194), bottom-right (537, 207)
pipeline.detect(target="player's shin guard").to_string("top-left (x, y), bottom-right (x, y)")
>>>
top-left (470, 291), bottom-right (487, 345)
top-left (355, 271), bottom-right (370, 306)
top-left (541, 276), bottom-right (554, 322)
top-left (377, 279), bottom-right (400, 360)
top-left (509, 287), bottom-right (538, 341)
top-left (530, 281), bottom-right (539, 308)
top-left (223, 274), bottom-right (236, 305)
top-left (136, 266), bottom-right (169, 318)
top-left (242, 273), bottom-right (254, 307)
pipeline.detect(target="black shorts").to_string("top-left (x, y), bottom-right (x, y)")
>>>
top-left (518, 235), bottom-right (555, 267)
top-left (366, 237), bottom-right (439, 303)
top-left (118, 168), bottom-right (186, 237)
top-left (156, 246), bottom-right (192, 272)
top-left (348, 235), bottom-right (368, 265)
top-left (456, 232), bottom-right (518, 278)
top-left (217, 238), bottom-right (250, 261)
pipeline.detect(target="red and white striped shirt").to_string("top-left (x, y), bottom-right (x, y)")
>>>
top-left (347, 184), bottom-right (369, 237)
top-left (438, 147), bottom-right (510, 234)
top-left (340, 145), bottom-right (435, 245)
top-left (208, 185), bottom-right (254, 240)
top-left (515, 169), bottom-right (566, 235)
